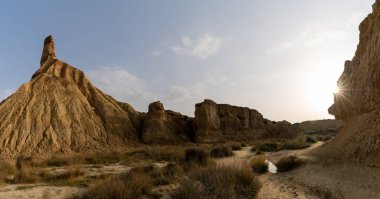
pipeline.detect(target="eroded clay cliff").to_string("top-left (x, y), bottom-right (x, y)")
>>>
top-left (141, 101), bottom-right (193, 144)
top-left (194, 99), bottom-right (298, 141)
top-left (322, 1), bottom-right (380, 166)
top-left (0, 36), bottom-right (299, 158)
top-left (0, 36), bottom-right (143, 157)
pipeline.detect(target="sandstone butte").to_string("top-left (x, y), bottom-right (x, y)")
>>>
top-left (320, 0), bottom-right (380, 167)
top-left (0, 36), bottom-right (298, 158)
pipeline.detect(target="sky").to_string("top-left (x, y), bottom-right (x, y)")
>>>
top-left (0, 0), bottom-right (375, 123)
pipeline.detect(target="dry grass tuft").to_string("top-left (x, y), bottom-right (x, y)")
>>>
top-left (74, 165), bottom-right (153, 199)
top-left (172, 166), bottom-right (261, 199)
top-left (0, 160), bottom-right (16, 183)
top-left (210, 144), bottom-right (233, 158)
top-left (276, 156), bottom-right (304, 172)
top-left (40, 167), bottom-right (85, 184)
top-left (250, 156), bottom-right (268, 174)
top-left (225, 141), bottom-right (243, 151)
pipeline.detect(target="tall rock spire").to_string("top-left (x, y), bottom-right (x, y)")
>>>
top-left (40, 35), bottom-right (56, 66)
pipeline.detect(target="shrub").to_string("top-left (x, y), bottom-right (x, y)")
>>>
top-left (225, 142), bottom-right (243, 151)
top-left (75, 166), bottom-right (152, 199)
top-left (40, 167), bottom-right (84, 183)
top-left (306, 136), bottom-right (316, 143)
top-left (183, 148), bottom-right (209, 167)
top-left (276, 156), bottom-right (303, 172)
top-left (258, 143), bottom-right (278, 152)
top-left (44, 154), bottom-right (85, 167)
top-left (125, 146), bottom-right (185, 164)
top-left (85, 151), bottom-right (121, 165)
top-left (210, 145), bottom-right (233, 158)
top-left (250, 156), bottom-right (268, 174)
top-left (150, 163), bottom-right (183, 186)
top-left (172, 180), bottom-right (205, 199)
top-left (0, 160), bottom-right (16, 183)
top-left (318, 136), bottom-right (333, 142)
top-left (281, 142), bottom-right (310, 150)
top-left (13, 166), bottom-right (38, 183)
top-left (172, 166), bottom-right (261, 199)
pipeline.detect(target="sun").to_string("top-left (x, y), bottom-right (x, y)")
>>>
top-left (332, 84), bottom-right (340, 95)
top-left (304, 68), bottom-right (341, 113)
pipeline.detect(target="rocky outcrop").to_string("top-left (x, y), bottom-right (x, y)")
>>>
top-left (0, 36), bottom-right (143, 158)
top-left (0, 35), bottom-right (300, 158)
top-left (194, 99), bottom-right (298, 141)
top-left (141, 101), bottom-right (193, 144)
top-left (40, 35), bottom-right (56, 66)
top-left (321, 0), bottom-right (380, 166)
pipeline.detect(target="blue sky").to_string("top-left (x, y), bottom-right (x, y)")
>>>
top-left (0, 0), bottom-right (374, 122)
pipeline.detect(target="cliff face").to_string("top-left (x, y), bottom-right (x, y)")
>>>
top-left (194, 99), bottom-right (298, 141)
top-left (141, 101), bottom-right (193, 144)
top-left (323, 1), bottom-right (380, 166)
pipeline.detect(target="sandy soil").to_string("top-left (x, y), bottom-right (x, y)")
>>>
top-left (1, 143), bottom-right (379, 199)
top-left (0, 185), bottom-right (83, 199)
top-left (215, 142), bottom-right (380, 199)
top-left (0, 162), bottom-right (170, 199)
top-left (215, 146), bottom-right (322, 199)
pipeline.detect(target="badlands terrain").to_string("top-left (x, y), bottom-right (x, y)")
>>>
top-left (1, 1), bottom-right (380, 199)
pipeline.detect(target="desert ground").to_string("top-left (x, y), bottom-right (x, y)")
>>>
top-left (0, 137), bottom-right (378, 199)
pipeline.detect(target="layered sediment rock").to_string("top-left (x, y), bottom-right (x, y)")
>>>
top-left (194, 99), bottom-right (298, 141)
top-left (40, 35), bottom-right (56, 66)
top-left (141, 101), bottom-right (193, 144)
top-left (0, 35), bottom-right (143, 157)
top-left (0, 35), bottom-right (299, 158)
top-left (322, 1), bottom-right (380, 166)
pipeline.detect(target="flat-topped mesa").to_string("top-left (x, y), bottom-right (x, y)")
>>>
top-left (40, 35), bottom-right (56, 66)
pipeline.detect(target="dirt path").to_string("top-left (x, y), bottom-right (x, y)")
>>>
top-left (215, 146), bottom-right (254, 167)
top-left (214, 143), bottom-right (325, 199)
top-left (266, 141), bottom-right (324, 163)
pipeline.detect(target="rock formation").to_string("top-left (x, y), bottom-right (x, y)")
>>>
top-left (0, 35), bottom-right (143, 157)
top-left (141, 101), bottom-right (193, 144)
top-left (322, 1), bottom-right (380, 166)
top-left (194, 99), bottom-right (298, 141)
top-left (0, 35), bottom-right (299, 158)
top-left (40, 35), bottom-right (56, 66)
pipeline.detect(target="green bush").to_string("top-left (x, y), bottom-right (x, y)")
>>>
top-left (210, 145), bottom-right (233, 158)
top-left (172, 166), bottom-right (261, 199)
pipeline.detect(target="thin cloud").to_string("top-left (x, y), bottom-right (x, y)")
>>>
top-left (268, 22), bottom-right (346, 54)
top-left (86, 67), bottom-right (225, 111)
top-left (151, 50), bottom-right (162, 56)
top-left (171, 34), bottom-right (222, 59)
top-left (87, 67), bottom-right (155, 110)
